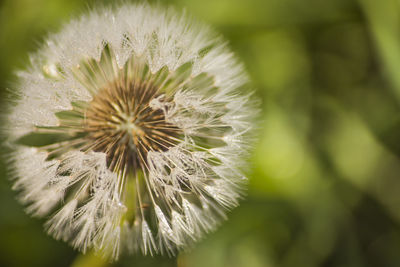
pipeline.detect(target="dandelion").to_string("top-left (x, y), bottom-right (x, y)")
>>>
top-left (4, 3), bottom-right (258, 260)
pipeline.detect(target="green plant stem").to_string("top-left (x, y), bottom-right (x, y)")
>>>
top-left (70, 252), bottom-right (110, 267)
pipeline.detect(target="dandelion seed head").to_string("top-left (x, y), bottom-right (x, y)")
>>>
top-left (5, 3), bottom-right (258, 260)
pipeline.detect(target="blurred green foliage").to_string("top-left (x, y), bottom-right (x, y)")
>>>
top-left (2, 0), bottom-right (400, 266)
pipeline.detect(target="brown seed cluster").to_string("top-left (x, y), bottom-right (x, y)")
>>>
top-left (84, 80), bottom-right (180, 173)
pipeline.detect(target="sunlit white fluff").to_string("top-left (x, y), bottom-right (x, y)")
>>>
top-left (5, 3), bottom-right (258, 260)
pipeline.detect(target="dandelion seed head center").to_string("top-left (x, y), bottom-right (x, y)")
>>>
top-left (84, 80), bottom-right (179, 172)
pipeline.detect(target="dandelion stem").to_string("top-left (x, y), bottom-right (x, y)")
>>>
top-left (70, 252), bottom-right (109, 267)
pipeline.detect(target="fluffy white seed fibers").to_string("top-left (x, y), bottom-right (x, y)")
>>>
top-left (5, 3), bottom-right (258, 260)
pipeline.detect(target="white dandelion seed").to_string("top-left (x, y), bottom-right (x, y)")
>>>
top-left (4, 3), bottom-right (258, 260)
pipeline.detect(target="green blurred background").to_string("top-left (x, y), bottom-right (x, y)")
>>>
top-left (2, 0), bottom-right (400, 266)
